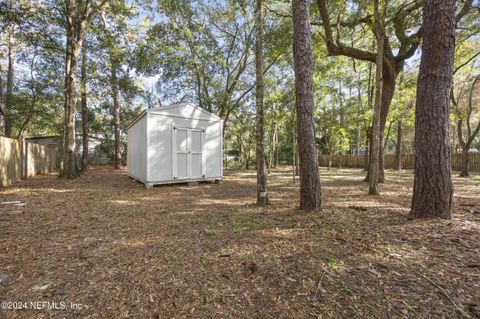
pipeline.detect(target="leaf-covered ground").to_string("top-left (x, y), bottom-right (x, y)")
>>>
top-left (0, 167), bottom-right (479, 318)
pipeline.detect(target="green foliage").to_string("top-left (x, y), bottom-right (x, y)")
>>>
top-left (1, 0), bottom-right (479, 167)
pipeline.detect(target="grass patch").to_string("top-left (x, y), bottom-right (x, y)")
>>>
top-left (204, 229), bottom-right (217, 236)
top-left (230, 218), bottom-right (268, 233)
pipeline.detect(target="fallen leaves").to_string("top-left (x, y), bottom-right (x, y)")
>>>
top-left (0, 167), bottom-right (478, 318)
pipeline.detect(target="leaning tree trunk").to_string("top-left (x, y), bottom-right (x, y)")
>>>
top-left (110, 62), bottom-right (122, 169)
top-left (378, 71), bottom-right (397, 182)
top-left (410, 0), bottom-right (455, 219)
top-left (292, 0), bottom-right (321, 212)
top-left (255, 0), bottom-right (269, 206)
top-left (5, 23), bottom-right (14, 138)
top-left (81, 38), bottom-right (89, 172)
top-left (395, 119), bottom-right (402, 170)
top-left (368, 0), bottom-right (385, 196)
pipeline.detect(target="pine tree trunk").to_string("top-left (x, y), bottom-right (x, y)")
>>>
top-left (410, 0), bottom-right (455, 219)
top-left (81, 38), bottom-right (89, 172)
top-left (395, 119), bottom-right (402, 170)
top-left (0, 63), bottom-right (3, 136)
top-left (368, 0), bottom-right (385, 196)
top-left (111, 62), bottom-right (122, 169)
top-left (5, 23), bottom-right (14, 138)
top-left (292, 118), bottom-right (297, 178)
top-left (255, 0), bottom-right (269, 206)
top-left (292, 0), bottom-right (321, 212)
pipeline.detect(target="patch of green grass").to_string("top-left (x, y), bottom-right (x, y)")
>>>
top-left (204, 229), bottom-right (217, 236)
top-left (244, 218), bottom-right (268, 230)
top-left (327, 259), bottom-right (345, 272)
top-left (229, 218), bottom-right (268, 233)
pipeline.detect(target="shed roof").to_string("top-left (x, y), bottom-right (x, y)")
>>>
top-left (127, 103), bottom-right (222, 129)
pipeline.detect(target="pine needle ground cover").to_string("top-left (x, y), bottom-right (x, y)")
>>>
top-left (0, 167), bottom-right (479, 318)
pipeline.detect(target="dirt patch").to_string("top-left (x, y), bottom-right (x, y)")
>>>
top-left (0, 167), bottom-right (479, 318)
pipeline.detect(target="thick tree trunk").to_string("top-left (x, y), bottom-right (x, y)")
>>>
top-left (368, 0), bottom-right (385, 196)
top-left (111, 63), bottom-right (122, 169)
top-left (255, 0), bottom-right (269, 206)
top-left (5, 23), bottom-right (14, 138)
top-left (395, 119), bottom-right (402, 170)
top-left (410, 0), bottom-right (455, 219)
top-left (292, 0), bottom-right (321, 212)
top-left (81, 38), bottom-right (89, 172)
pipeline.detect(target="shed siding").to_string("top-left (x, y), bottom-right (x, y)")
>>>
top-left (127, 115), bottom-right (147, 181)
top-left (147, 113), bottom-right (174, 182)
top-left (147, 113), bottom-right (222, 183)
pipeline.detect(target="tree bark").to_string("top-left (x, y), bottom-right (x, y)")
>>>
top-left (368, 0), bottom-right (386, 196)
top-left (61, 0), bottom-right (93, 179)
top-left (5, 22), bottom-right (14, 138)
top-left (378, 71), bottom-right (397, 182)
top-left (111, 62), bottom-right (122, 169)
top-left (460, 147), bottom-right (469, 177)
top-left (81, 37), bottom-right (89, 172)
top-left (458, 120), bottom-right (471, 177)
top-left (292, 116), bottom-right (297, 179)
top-left (364, 126), bottom-right (370, 171)
top-left (272, 123), bottom-right (278, 168)
top-left (410, 0), bottom-right (455, 219)
top-left (395, 119), bottom-right (402, 170)
top-left (355, 125), bottom-right (360, 167)
top-left (255, 0), bottom-right (269, 206)
top-left (292, 0), bottom-right (321, 212)
top-left (62, 12), bottom-right (80, 179)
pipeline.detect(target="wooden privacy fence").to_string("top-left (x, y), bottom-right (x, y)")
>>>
top-left (318, 153), bottom-right (480, 172)
top-left (0, 136), bottom-right (58, 187)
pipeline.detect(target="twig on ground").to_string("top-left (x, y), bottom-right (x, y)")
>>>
top-left (419, 273), bottom-right (473, 319)
top-left (313, 271), bottom-right (327, 301)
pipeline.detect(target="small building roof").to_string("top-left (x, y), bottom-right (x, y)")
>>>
top-left (127, 103), bottom-right (222, 130)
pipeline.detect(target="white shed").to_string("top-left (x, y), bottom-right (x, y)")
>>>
top-left (127, 103), bottom-right (223, 188)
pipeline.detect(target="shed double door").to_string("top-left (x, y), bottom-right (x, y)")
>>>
top-left (173, 127), bottom-right (205, 180)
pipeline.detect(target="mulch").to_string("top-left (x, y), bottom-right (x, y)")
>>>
top-left (0, 167), bottom-right (479, 318)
